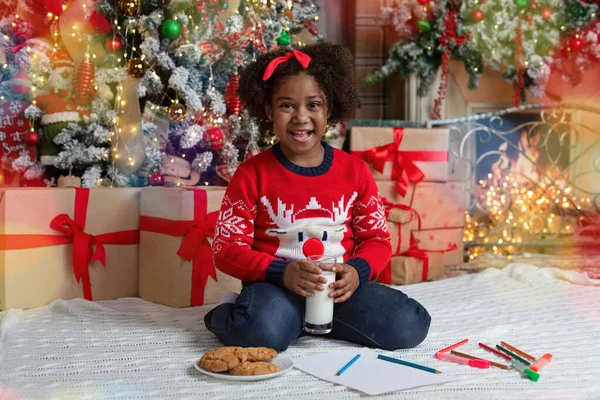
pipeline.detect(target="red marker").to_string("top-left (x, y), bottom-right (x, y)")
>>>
top-left (479, 342), bottom-right (512, 361)
top-left (529, 353), bottom-right (552, 372)
top-left (435, 351), bottom-right (490, 369)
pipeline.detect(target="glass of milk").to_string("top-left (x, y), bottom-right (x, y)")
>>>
top-left (304, 255), bottom-right (336, 335)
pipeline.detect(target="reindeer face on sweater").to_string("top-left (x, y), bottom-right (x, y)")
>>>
top-left (260, 194), bottom-right (357, 262)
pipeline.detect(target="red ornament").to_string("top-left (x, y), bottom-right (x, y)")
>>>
top-left (90, 11), bottom-right (111, 35)
top-left (225, 73), bottom-right (241, 115)
top-left (25, 131), bottom-right (39, 145)
top-left (106, 38), bottom-right (122, 52)
top-left (73, 57), bottom-right (96, 115)
top-left (417, 0), bottom-right (428, 5)
top-left (530, 2), bottom-right (537, 9)
top-left (44, 0), bottom-right (64, 16)
top-left (204, 127), bottom-right (224, 151)
top-left (472, 9), bottom-right (484, 22)
top-left (527, 15), bottom-right (534, 26)
top-left (11, 17), bottom-right (34, 40)
top-left (148, 171), bottom-right (165, 186)
top-left (541, 7), bottom-right (552, 20)
top-left (570, 36), bottom-right (584, 52)
top-left (304, 19), bottom-right (318, 36)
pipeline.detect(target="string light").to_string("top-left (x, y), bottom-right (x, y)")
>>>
top-left (465, 172), bottom-right (591, 258)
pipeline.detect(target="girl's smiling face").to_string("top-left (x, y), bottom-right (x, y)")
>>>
top-left (266, 72), bottom-right (329, 166)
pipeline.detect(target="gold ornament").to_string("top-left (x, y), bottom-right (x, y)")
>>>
top-left (126, 57), bottom-right (147, 78)
top-left (167, 103), bottom-right (187, 122)
top-left (119, 0), bottom-right (140, 16)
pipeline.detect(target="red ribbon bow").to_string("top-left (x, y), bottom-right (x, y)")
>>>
top-left (363, 128), bottom-right (426, 197)
top-left (50, 213), bottom-right (107, 300)
top-left (139, 190), bottom-right (219, 306)
top-left (381, 198), bottom-right (421, 257)
top-left (263, 49), bottom-right (312, 81)
top-left (381, 198), bottom-right (422, 232)
top-left (0, 188), bottom-right (140, 301)
top-left (379, 237), bottom-right (429, 284)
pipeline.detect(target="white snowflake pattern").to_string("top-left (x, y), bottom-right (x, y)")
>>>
top-left (353, 196), bottom-right (389, 233)
top-left (17, 119), bottom-right (24, 127)
top-left (214, 195), bottom-right (256, 238)
top-left (0, 131), bottom-right (5, 141)
top-left (215, 207), bottom-right (248, 238)
top-left (9, 102), bottom-right (21, 115)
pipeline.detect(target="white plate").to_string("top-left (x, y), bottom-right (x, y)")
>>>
top-left (194, 356), bottom-right (294, 381)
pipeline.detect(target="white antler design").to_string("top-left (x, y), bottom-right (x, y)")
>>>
top-left (332, 192), bottom-right (358, 225)
top-left (261, 196), bottom-right (294, 228)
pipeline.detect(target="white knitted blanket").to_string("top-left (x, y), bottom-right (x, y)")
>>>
top-left (1, 263), bottom-right (599, 400)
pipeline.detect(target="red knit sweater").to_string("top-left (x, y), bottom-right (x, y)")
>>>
top-left (213, 142), bottom-right (392, 285)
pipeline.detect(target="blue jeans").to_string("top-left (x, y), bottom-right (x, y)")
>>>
top-left (204, 281), bottom-right (431, 352)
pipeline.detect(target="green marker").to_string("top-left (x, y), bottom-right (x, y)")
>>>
top-left (512, 360), bottom-right (540, 382)
top-left (496, 345), bottom-right (531, 366)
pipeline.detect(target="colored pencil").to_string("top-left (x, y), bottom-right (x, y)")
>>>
top-left (377, 354), bottom-right (441, 374)
top-left (451, 350), bottom-right (512, 370)
top-left (496, 345), bottom-right (531, 366)
top-left (336, 354), bottom-right (361, 376)
top-left (500, 341), bottom-right (536, 362)
top-left (438, 338), bottom-right (469, 353)
top-left (479, 342), bottom-right (512, 361)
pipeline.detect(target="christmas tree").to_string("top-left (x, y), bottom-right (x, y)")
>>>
top-left (0, 0), bottom-right (321, 187)
top-left (366, 0), bottom-right (600, 118)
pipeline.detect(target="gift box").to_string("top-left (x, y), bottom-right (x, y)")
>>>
top-left (378, 181), bottom-right (465, 266)
top-left (350, 127), bottom-right (450, 196)
top-left (383, 200), bottom-right (414, 255)
top-left (377, 181), bottom-right (466, 228)
top-left (0, 188), bottom-right (140, 310)
top-left (379, 249), bottom-right (445, 285)
top-left (412, 227), bottom-right (464, 267)
top-left (139, 187), bottom-right (241, 308)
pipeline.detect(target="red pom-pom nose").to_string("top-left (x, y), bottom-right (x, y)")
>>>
top-left (302, 238), bottom-right (324, 259)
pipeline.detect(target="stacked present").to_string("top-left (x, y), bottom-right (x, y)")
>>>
top-left (351, 126), bottom-right (465, 285)
top-left (0, 186), bottom-right (240, 310)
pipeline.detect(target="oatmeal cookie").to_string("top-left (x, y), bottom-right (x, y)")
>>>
top-left (199, 347), bottom-right (248, 373)
top-left (244, 347), bottom-right (278, 362)
top-left (229, 361), bottom-right (280, 376)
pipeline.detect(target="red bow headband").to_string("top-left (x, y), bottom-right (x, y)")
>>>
top-left (262, 49), bottom-right (312, 81)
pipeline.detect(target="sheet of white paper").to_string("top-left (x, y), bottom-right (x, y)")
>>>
top-left (294, 348), bottom-right (458, 396)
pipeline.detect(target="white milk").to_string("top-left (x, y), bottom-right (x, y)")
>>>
top-left (305, 270), bottom-right (336, 334)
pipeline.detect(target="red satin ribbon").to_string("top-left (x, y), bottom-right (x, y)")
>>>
top-left (139, 190), bottom-right (219, 306)
top-left (381, 198), bottom-right (420, 256)
top-left (262, 49), bottom-right (312, 81)
top-left (0, 188), bottom-right (139, 301)
top-left (379, 238), bottom-right (458, 284)
top-left (353, 128), bottom-right (448, 196)
top-left (381, 198), bottom-right (422, 232)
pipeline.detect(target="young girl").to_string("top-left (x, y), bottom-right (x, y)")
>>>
top-left (204, 42), bottom-right (431, 352)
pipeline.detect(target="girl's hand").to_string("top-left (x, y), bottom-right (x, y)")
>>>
top-left (328, 264), bottom-right (360, 303)
top-left (283, 260), bottom-right (328, 297)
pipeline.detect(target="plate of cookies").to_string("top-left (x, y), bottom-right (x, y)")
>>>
top-left (195, 346), bottom-right (293, 381)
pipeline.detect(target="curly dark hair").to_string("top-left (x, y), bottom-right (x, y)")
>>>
top-left (238, 42), bottom-right (360, 126)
